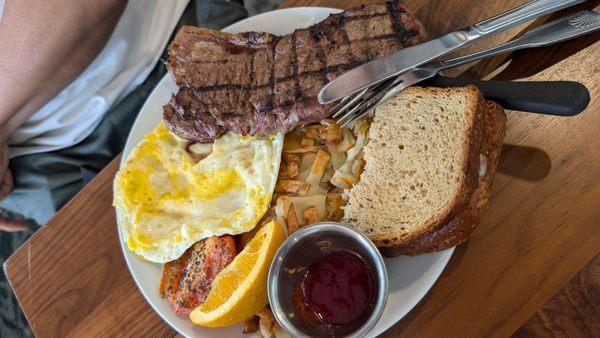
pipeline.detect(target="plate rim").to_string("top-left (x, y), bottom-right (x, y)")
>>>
top-left (117, 7), bottom-right (454, 338)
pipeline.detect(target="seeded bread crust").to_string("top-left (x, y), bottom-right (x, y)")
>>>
top-left (381, 100), bottom-right (506, 256)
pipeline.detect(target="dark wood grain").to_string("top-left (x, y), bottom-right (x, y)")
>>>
top-left (382, 25), bottom-right (600, 337)
top-left (4, 158), bottom-right (175, 337)
top-left (4, 1), bottom-right (600, 337)
top-left (513, 252), bottom-right (600, 337)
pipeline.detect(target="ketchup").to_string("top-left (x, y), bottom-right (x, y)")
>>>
top-left (294, 251), bottom-right (374, 327)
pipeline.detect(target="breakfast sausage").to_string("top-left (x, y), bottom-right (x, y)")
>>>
top-left (159, 235), bottom-right (237, 313)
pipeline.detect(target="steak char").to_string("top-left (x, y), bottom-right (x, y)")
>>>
top-left (164, 0), bottom-right (426, 142)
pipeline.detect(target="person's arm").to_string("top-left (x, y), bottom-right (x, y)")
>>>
top-left (0, 142), bottom-right (26, 231)
top-left (0, 0), bottom-right (127, 229)
top-left (0, 0), bottom-right (127, 145)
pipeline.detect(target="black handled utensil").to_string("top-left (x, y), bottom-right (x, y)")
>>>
top-left (319, 0), bottom-right (587, 103)
top-left (427, 76), bottom-right (590, 116)
top-left (332, 10), bottom-right (599, 126)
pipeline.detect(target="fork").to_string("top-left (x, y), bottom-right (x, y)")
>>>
top-left (332, 10), bottom-right (600, 127)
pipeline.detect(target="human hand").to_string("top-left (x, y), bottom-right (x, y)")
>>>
top-left (0, 143), bottom-right (11, 200)
top-left (0, 144), bottom-right (27, 232)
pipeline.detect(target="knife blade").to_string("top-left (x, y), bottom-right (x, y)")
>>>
top-left (318, 0), bottom-right (586, 104)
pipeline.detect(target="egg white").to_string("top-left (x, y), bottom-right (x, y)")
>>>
top-left (114, 123), bottom-right (283, 263)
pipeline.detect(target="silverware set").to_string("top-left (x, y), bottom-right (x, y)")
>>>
top-left (320, 0), bottom-right (600, 126)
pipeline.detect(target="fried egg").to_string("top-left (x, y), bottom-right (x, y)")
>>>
top-left (114, 122), bottom-right (283, 263)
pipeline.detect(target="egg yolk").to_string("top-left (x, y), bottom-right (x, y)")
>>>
top-left (121, 167), bottom-right (154, 209)
top-left (190, 169), bottom-right (244, 200)
top-left (121, 165), bottom-right (244, 210)
top-left (115, 123), bottom-right (283, 262)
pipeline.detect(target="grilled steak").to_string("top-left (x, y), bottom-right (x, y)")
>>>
top-left (159, 236), bottom-right (237, 314)
top-left (164, 0), bottom-right (426, 142)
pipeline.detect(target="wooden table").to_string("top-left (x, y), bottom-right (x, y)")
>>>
top-left (4, 0), bottom-right (600, 337)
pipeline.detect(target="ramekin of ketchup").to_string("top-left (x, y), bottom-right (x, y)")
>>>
top-left (268, 222), bottom-right (388, 338)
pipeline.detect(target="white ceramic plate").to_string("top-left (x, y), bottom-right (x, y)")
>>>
top-left (118, 7), bottom-right (454, 338)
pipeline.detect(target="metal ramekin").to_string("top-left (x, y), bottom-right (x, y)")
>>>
top-left (268, 222), bottom-right (388, 338)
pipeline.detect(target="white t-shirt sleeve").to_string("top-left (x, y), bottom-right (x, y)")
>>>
top-left (8, 0), bottom-right (190, 158)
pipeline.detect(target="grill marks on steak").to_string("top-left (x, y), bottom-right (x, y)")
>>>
top-left (163, 88), bottom-right (226, 142)
top-left (164, 0), bottom-right (426, 142)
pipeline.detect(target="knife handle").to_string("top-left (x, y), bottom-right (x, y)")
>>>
top-left (427, 76), bottom-right (590, 116)
top-left (472, 0), bottom-right (586, 35)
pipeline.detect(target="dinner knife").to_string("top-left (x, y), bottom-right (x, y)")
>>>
top-left (333, 10), bottom-right (599, 124)
top-left (318, 0), bottom-right (587, 103)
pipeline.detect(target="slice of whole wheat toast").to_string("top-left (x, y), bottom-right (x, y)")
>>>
top-left (343, 86), bottom-right (506, 255)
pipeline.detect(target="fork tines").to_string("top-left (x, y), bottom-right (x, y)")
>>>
top-left (330, 76), bottom-right (403, 127)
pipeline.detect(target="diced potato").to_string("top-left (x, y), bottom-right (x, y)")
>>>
top-left (327, 143), bottom-right (346, 172)
top-left (326, 193), bottom-right (345, 221)
top-left (321, 164), bottom-right (334, 183)
top-left (260, 120), bottom-right (369, 266)
top-left (287, 203), bottom-right (300, 234)
top-left (323, 181), bottom-right (338, 193)
top-left (340, 128), bottom-right (356, 152)
top-left (330, 173), bottom-right (354, 189)
top-left (303, 125), bottom-right (324, 139)
top-left (275, 179), bottom-right (310, 196)
top-left (278, 161), bottom-right (288, 179)
top-left (347, 124), bottom-right (367, 160)
top-left (274, 196), bottom-right (292, 225)
top-left (326, 193), bottom-right (343, 206)
top-left (311, 149), bottom-right (330, 176)
top-left (355, 119), bottom-right (370, 136)
top-left (289, 195), bottom-right (326, 224)
top-left (283, 153), bottom-right (300, 179)
top-left (306, 149), bottom-right (330, 195)
top-left (352, 158), bottom-right (366, 183)
top-left (296, 169), bottom-right (310, 182)
top-left (299, 152), bottom-right (317, 173)
top-left (243, 316), bottom-right (260, 334)
top-left (283, 146), bottom-right (320, 154)
top-left (257, 307), bottom-right (285, 338)
top-left (283, 131), bottom-right (301, 150)
top-left (302, 206), bottom-right (321, 225)
top-left (300, 137), bottom-right (315, 147)
top-left (319, 119), bottom-right (343, 145)
top-left (331, 122), bottom-right (369, 189)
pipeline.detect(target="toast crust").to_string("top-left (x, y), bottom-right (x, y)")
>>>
top-left (381, 100), bottom-right (506, 256)
top-left (344, 86), bottom-right (486, 248)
